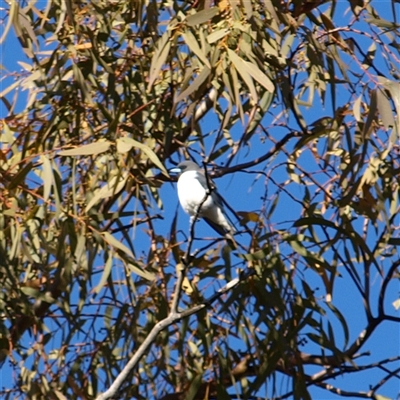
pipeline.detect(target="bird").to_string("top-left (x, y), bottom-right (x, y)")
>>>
top-left (169, 161), bottom-right (237, 242)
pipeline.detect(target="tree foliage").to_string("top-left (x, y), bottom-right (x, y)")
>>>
top-left (0, 0), bottom-right (399, 399)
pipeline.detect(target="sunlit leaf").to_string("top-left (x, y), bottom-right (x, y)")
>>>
top-left (228, 49), bottom-right (258, 103)
top-left (207, 28), bottom-right (230, 44)
top-left (353, 94), bottom-right (363, 122)
top-left (116, 137), bottom-right (168, 175)
top-left (85, 173), bottom-right (127, 212)
top-left (0, 0), bottom-right (17, 44)
top-left (242, 59), bottom-right (274, 93)
top-left (103, 231), bottom-right (134, 259)
top-left (175, 66), bottom-right (210, 103)
top-left (186, 7), bottom-right (219, 26)
top-left (59, 141), bottom-right (111, 156)
top-left (148, 30), bottom-right (171, 90)
top-left (375, 396), bottom-right (393, 400)
top-left (40, 155), bottom-right (54, 202)
top-left (363, 89), bottom-right (377, 137)
top-left (182, 31), bottom-right (211, 68)
top-left (392, 298), bottom-right (400, 311)
top-left (376, 88), bottom-right (394, 130)
top-left (94, 254), bottom-right (113, 294)
top-left (128, 261), bottom-right (154, 281)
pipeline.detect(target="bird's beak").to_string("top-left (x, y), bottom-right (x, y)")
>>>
top-left (169, 167), bottom-right (181, 174)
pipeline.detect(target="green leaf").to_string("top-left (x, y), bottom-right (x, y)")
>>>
top-left (59, 141), bottom-right (111, 156)
top-left (320, 13), bottom-right (336, 31)
top-left (186, 7), bottom-right (219, 26)
top-left (281, 33), bottom-right (296, 58)
top-left (0, 0), bottom-right (17, 44)
top-left (103, 232), bottom-right (155, 281)
top-left (148, 30), bottom-right (171, 90)
top-left (242, 59), bottom-right (274, 93)
top-left (2, 122), bottom-right (19, 156)
top-left (353, 94), bottom-right (362, 122)
top-left (116, 137), bottom-right (168, 175)
top-left (229, 63), bottom-right (244, 124)
top-left (363, 89), bottom-right (377, 137)
top-left (94, 254), bottom-right (113, 294)
top-left (239, 248), bottom-right (270, 261)
top-left (185, 373), bottom-right (204, 400)
top-left (378, 77), bottom-right (400, 138)
top-left (390, 187), bottom-right (399, 218)
top-left (40, 155), bottom-right (54, 202)
top-left (175, 66), bottom-right (210, 103)
top-left (10, 226), bottom-right (22, 260)
top-left (228, 49), bottom-right (258, 103)
top-left (207, 28), bottom-right (229, 44)
top-left (365, 17), bottom-right (398, 29)
top-left (242, 0), bottom-right (253, 18)
top-left (85, 173), bottom-right (127, 212)
top-left (327, 302), bottom-right (350, 348)
top-left (182, 31), bottom-right (210, 68)
top-left (103, 231), bottom-right (134, 259)
top-left (376, 88), bottom-right (394, 130)
top-left (72, 63), bottom-right (93, 104)
top-left (126, 262), bottom-right (155, 281)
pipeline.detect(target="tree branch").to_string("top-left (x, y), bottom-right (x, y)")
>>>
top-left (95, 271), bottom-right (253, 400)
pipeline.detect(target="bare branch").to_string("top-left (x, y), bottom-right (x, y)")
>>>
top-left (95, 272), bottom-right (252, 400)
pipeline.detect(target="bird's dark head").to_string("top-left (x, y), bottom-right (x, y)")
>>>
top-left (169, 161), bottom-right (200, 175)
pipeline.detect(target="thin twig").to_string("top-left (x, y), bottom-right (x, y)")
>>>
top-left (95, 272), bottom-right (251, 400)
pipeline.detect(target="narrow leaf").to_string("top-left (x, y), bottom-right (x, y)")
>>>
top-left (376, 88), bottom-right (395, 130)
top-left (207, 28), bottom-right (229, 44)
top-left (0, 78), bottom-right (23, 98)
top-left (59, 141), bottom-right (111, 156)
top-left (363, 89), bottom-right (377, 137)
top-left (186, 7), bottom-right (219, 26)
top-left (182, 31), bottom-right (210, 68)
top-left (230, 63), bottom-right (244, 124)
top-left (41, 155), bottom-right (53, 202)
top-left (242, 0), bottom-right (253, 18)
top-left (175, 66), bottom-right (210, 103)
top-left (85, 173), bottom-right (127, 212)
top-left (117, 137), bottom-right (168, 175)
top-left (353, 95), bottom-right (362, 122)
top-left (72, 63), bottom-right (93, 104)
top-left (103, 231), bottom-right (134, 259)
top-left (0, 0), bottom-right (17, 44)
top-left (228, 49), bottom-right (258, 103)
top-left (148, 30), bottom-right (171, 90)
top-left (244, 60), bottom-right (274, 93)
top-left (126, 262), bottom-right (155, 281)
top-left (94, 254), bottom-right (113, 294)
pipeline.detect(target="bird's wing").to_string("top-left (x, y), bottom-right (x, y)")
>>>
top-left (211, 190), bottom-right (237, 232)
top-left (196, 170), bottom-right (214, 192)
top-left (196, 170), bottom-right (238, 233)
top-left (203, 216), bottom-right (229, 236)
top-left (203, 216), bottom-right (238, 249)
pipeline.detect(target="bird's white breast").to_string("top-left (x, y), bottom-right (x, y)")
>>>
top-left (177, 171), bottom-right (214, 216)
